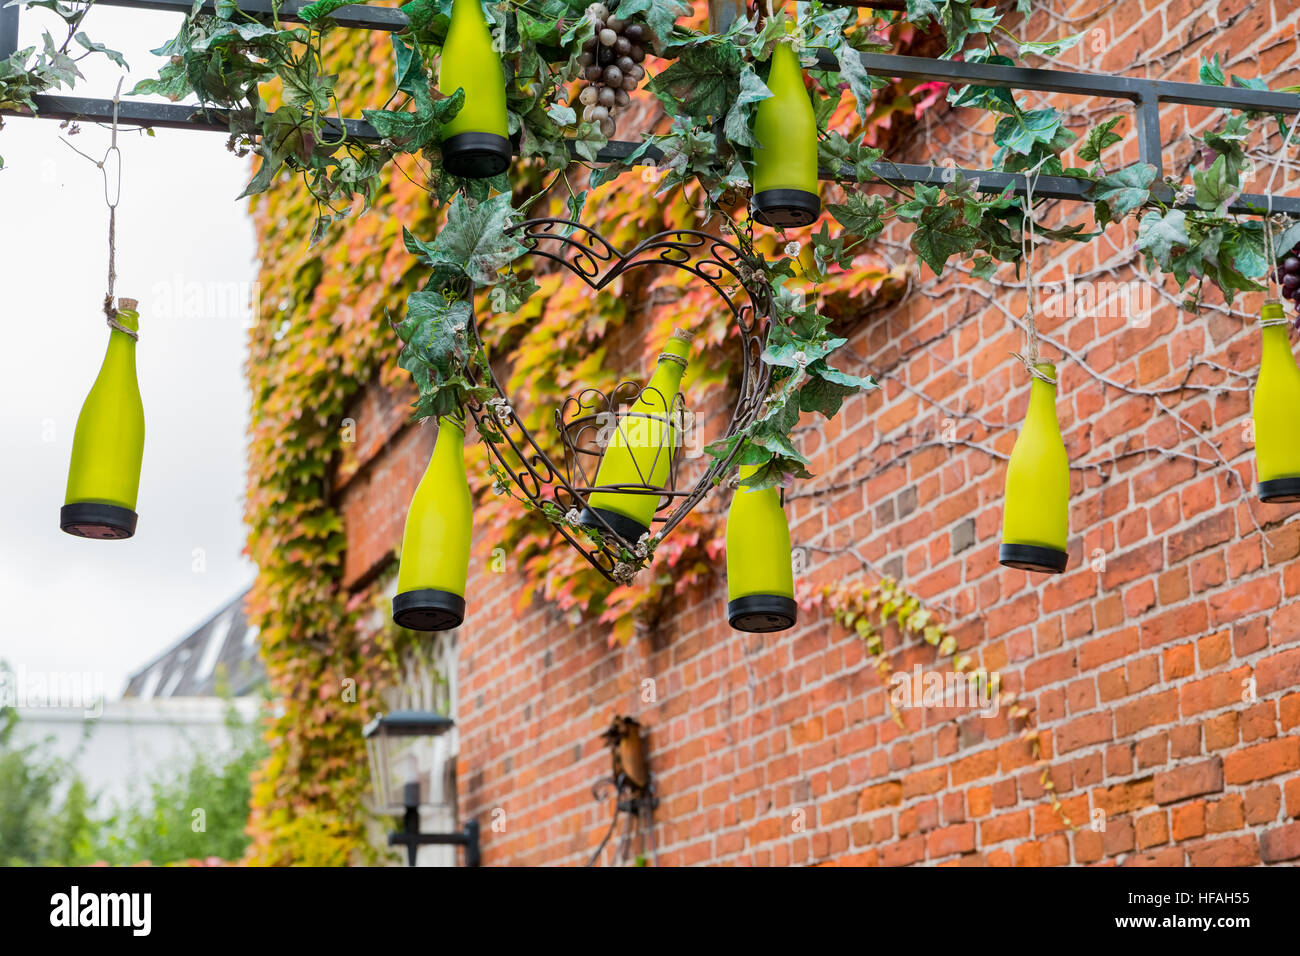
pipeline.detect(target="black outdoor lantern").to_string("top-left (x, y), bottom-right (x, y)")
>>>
top-left (363, 710), bottom-right (480, 867)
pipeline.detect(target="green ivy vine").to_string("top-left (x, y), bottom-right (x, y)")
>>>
top-left (6, 0), bottom-right (1297, 562)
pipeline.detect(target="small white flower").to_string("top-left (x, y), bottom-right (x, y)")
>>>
top-left (613, 562), bottom-right (638, 583)
top-left (793, 349), bottom-right (808, 367)
top-left (492, 479), bottom-right (507, 496)
top-left (635, 532), bottom-right (653, 558)
top-left (784, 240), bottom-right (801, 257)
top-left (565, 508), bottom-right (582, 526)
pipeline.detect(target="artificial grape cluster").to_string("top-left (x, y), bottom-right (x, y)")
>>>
top-left (1275, 245), bottom-right (1300, 326)
top-left (575, 3), bottom-right (651, 138)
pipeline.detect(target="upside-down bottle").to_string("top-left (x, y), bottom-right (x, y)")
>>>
top-left (61, 298), bottom-right (145, 540)
top-left (438, 0), bottom-right (511, 179)
top-left (998, 362), bottom-right (1070, 574)
top-left (393, 417), bottom-right (473, 631)
top-left (580, 328), bottom-right (695, 542)
top-left (750, 32), bottom-right (819, 228)
top-left (725, 464), bottom-right (798, 632)
top-left (1254, 300), bottom-right (1300, 502)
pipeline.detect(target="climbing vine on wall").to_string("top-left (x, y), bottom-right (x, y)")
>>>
top-left (816, 577), bottom-right (1073, 830)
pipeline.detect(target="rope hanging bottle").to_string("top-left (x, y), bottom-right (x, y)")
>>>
top-left (60, 78), bottom-right (147, 540)
top-left (1013, 163), bottom-right (1056, 385)
top-left (998, 163), bottom-right (1071, 574)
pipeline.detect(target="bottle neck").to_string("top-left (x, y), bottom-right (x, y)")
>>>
top-left (431, 417), bottom-right (467, 473)
top-left (451, 0), bottom-right (484, 26)
top-left (1262, 324), bottom-right (1297, 364)
top-left (106, 328), bottom-right (138, 363)
top-left (1027, 376), bottom-right (1058, 421)
top-left (768, 41), bottom-right (801, 91)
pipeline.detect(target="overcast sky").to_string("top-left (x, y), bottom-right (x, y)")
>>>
top-left (1, 8), bottom-right (258, 695)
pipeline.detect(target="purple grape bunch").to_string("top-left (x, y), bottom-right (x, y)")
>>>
top-left (575, 3), bottom-right (652, 139)
top-left (1275, 245), bottom-right (1300, 328)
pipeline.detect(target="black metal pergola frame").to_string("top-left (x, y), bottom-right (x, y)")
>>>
top-left (3, 0), bottom-right (1300, 215)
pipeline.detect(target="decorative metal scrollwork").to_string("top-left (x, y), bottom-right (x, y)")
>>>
top-left (464, 218), bottom-right (773, 583)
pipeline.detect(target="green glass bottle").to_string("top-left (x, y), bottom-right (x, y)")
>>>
top-left (393, 417), bottom-right (473, 631)
top-left (61, 298), bottom-right (145, 539)
top-left (998, 362), bottom-right (1070, 573)
top-left (580, 328), bottom-right (694, 542)
top-left (438, 0), bottom-right (511, 179)
top-left (726, 464), bottom-right (797, 632)
top-left (1254, 301), bottom-right (1300, 502)
top-left (750, 36), bottom-right (820, 228)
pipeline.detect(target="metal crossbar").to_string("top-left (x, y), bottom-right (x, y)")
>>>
top-left (3, 0), bottom-right (1300, 214)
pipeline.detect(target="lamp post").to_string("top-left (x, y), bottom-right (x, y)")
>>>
top-left (363, 711), bottom-right (481, 867)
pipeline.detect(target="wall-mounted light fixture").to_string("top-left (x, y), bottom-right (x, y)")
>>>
top-left (364, 710), bottom-right (480, 867)
top-left (586, 715), bottom-right (657, 866)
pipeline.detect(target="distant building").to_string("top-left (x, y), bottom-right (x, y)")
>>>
top-left (124, 590), bottom-right (264, 699)
top-left (14, 590), bottom-right (262, 811)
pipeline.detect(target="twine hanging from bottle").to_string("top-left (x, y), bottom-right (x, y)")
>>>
top-left (1013, 159), bottom-right (1057, 385)
top-left (62, 77), bottom-right (136, 339)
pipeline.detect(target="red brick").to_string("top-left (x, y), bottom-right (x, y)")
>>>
top-left (1171, 802), bottom-right (1206, 841)
top-left (1186, 835), bottom-right (1260, 867)
top-left (1205, 795), bottom-right (1244, 833)
top-left (927, 823), bottom-right (975, 858)
top-left (1257, 647), bottom-right (1300, 697)
top-left (1260, 822), bottom-right (1300, 863)
top-left (1153, 758), bottom-right (1224, 804)
top-left (1223, 739), bottom-right (1300, 784)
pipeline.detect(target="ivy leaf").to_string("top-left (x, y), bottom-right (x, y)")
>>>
top-left (1199, 54), bottom-right (1226, 87)
top-left (362, 87), bottom-right (463, 150)
top-left (648, 43), bottom-right (742, 119)
top-left (830, 33), bottom-right (885, 122)
top-left (569, 120), bottom-right (607, 162)
top-left (724, 64), bottom-right (771, 148)
top-left (397, 292), bottom-right (472, 379)
top-left (993, 108), bottom-right (1063, 156)
top-left (73, 33), bottom-right (128, 69)
top-left (298, 0), bottom-right (353, 22)
top-left (1089, 162), bottom-right (1156, 217)
top-left (800, 362), bottom-right (876, 418)
top-left (941, 2), bottom-right (999, 57)
top-left (1193, 153), bottom-right (1238, 217)
top-left (567, 188), bottom-right (587, 225)
top-left (827, 193), bottom-right (886, 238)
top-left (1077, 115), bottom-right (1123, 164)
top-left (546, 102), bottom-right (576, 127)
top-left (970, 254), bottom-right (997, 280)
top-left (906, 0), bottom-right (942, 26)
top-left (911, 203), bottom-right (979, 275)
top-left (405, 193), bottom-right (526, 284)
top-left (1275, 220), bottom-right (1300, 258)
top-left (391, 33), bottom-right (433, 115)
top-left (1018, 32), bottom-right (1084, 58)
top-left (1135, 208), bottom-right (1191, 267)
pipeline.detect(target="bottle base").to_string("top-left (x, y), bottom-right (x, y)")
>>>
top-left (393, 588), bottom-right (466, 632)
top-left (60, 502), bottom-right (137, 540)
top-left (441, 132), bottom-right (512, 179)
top-left (728, 594), bottom-right (798, 633)
top-left (999, 542), bottom-right (1068, 574)
top-left (577, 506), bottom-right (649, 544)
top-left (1259, 476), bottom-right (1300, 502)
top-left (752, 189), bottom-right (821, 229)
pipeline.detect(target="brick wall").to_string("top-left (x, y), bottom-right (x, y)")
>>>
top-left (334, 0), bottom-right (1300, 865)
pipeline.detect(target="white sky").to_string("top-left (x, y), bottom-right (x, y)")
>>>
top-left (1, 8), bottom-right (258, 695)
